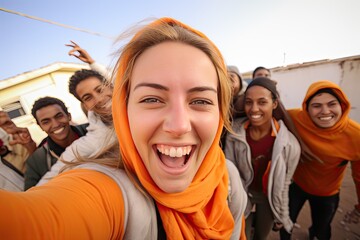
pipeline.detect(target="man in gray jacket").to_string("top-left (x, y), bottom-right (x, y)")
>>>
top-left (24, 97), bottom-right (88, 190)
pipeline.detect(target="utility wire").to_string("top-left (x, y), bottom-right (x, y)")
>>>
top-left (0, 7), bottom-right (114, 39)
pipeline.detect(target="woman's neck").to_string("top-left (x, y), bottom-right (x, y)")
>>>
top-left (248, 120), bottom-right (272, 141)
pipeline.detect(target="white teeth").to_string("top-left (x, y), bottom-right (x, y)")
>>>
top-left (320, 116), bottom-right (332, 121)
top-left (157, 145), bottom-right (191, 157)
top-left (53, 127), bottom-right (64, 134)
top-left (251, 115), bottom-right (261, 119)
top-left (170, 147), bottom-right (177, 157)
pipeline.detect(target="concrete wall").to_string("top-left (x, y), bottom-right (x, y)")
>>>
top-left (270, 57), bottom-right (360, 122)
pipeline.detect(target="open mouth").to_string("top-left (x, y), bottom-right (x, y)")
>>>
top-left (156, 144), bottom-right (192, 168)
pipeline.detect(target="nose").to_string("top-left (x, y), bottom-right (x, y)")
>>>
top-left (163, 103), bottom-right (191, 136)
top-left (50, 118), bottom-right (62, 128)
top-left (321, 105), bottom-right (331, 114)
top-left (250, 102), bottom-right (259, 112)
top-left (94, 93), bottom-right (104, 105)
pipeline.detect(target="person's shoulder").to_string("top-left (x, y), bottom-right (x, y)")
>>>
top-left (74, 123), bottom-right (90, 135)
top-left (287, 108), bottom-right (301, 117)
top-left (26, 144), bottom-right (48, 163)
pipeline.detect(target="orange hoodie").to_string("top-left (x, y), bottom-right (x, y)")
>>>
top-left (288, 80), bottom-right (360, 209)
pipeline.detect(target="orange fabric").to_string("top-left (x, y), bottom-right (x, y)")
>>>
top-left (112, 18), bottom-right (234, 239)
top-left (0, 169), bottom-right (124, 239)
top-left (288, 81), bottom-right (360, 201)
top-left (240, 215), bottom-right (247, 240)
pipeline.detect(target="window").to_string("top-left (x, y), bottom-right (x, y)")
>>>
top-left (1, 101), bottom-right (26, 119)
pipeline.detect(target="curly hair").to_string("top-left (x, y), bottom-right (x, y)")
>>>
top-left (68, 69), bottom-right (105, 100)
top-left (31, 96), bottom-right (69, 124)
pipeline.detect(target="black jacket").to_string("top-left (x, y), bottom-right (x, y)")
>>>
top-left (24, 124), bottom-right (88, 190)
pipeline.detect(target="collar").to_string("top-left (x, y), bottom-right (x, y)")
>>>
top-left (244, 117), bottom-right (280, 137)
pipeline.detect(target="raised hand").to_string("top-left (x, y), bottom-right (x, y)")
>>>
top-left (65, 40), bottom-right (94, 64)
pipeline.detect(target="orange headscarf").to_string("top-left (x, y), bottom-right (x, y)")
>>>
top-left (112, 18), bottom-right (234, 239)
top-left (289, 80), bottom-right (360, 196)
top-left (289, 80), bottom-right (360, 160)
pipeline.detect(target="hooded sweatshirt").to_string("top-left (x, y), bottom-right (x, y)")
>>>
top-left (288, 80), bottom-right (360, 209)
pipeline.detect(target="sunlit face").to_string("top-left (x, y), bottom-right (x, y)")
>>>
top-left (253, 69), bottom-right (271, 79)
top-left (127, 42), bottom-right (219, 193)
top-left (307, 92), bottom-right (342, 128)
top-left (76, 77), bottom-right (112, 116)
top-left (35, 104), bottom-right (72, 146)
top-left (228, 71), bottom-right (241, 97)
top-left (245, 86), bottom-right (277, 127)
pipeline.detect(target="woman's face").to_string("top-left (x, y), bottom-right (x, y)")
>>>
top-left (307, 92), bottom-right (342, 128)
top-left (127, 42), bottom-right (219, 193)
top-left (244, 86), bottom-right (277, 127)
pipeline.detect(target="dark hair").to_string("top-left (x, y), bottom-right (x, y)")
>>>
top-left (31, 96), bottom-right (69, 124)
top-left (245, 77), bottom-right (278, 101)
top-left (69, 69), bottom-right (105, 100)
top-left (306, 88), bottom-right (341, 111)
top-left (252, 66), bottom-right (271, 79)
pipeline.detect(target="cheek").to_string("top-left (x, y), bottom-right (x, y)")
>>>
top-left (194, 112), bottom-right (219, 144)
top-left (335, 106), bottom-right (343, 116)
top-left (308, 108), bottom-right (318, 119)
top-left (127, 106), bottom-right (158, 151)
top-left (83, 101), bottom-right (94, 110)
top-left (41, 125), bottom-right (50, 133)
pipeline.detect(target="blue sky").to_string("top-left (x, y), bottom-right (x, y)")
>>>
top-left (1, 0), bottom-right (359, 80)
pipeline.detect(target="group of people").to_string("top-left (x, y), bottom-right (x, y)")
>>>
top-left (0, 17), bottom-right (359, 240)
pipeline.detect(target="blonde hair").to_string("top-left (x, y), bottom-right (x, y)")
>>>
top-left (65, 18), bottom-right (233, 173)
top-left (112, 18), bottom-right (232, 131)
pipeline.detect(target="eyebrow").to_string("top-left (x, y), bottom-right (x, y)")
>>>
top-left (311, 99), bottom-right (339, 105)
top-left (245, 96), bottom-right (271, 100)
top-left (133, 82), bottom-right (217, 93)
top-left (39, 112), bottom-right (64, 123)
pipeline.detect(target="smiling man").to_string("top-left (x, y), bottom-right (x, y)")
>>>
top-left (36, 44), bottom-right (116, 187)
top-left (24, 97), bottom-right (88, 190)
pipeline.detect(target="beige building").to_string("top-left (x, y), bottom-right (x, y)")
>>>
top-left (0, 62), bottom-right (90, 144)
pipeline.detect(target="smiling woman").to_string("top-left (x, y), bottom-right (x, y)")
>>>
top-left (280, 80), bottom-right (360, 240)
top-left (0, 17), bottom-right (247, 239)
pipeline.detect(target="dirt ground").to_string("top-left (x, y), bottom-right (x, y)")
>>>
top-left (268, 164), bottom-right (360, 240)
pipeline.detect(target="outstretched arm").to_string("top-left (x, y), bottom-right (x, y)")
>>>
top-left (65, 40), bottom-right (108, 77)
top-left (0, 169), bottom-right (125, 239)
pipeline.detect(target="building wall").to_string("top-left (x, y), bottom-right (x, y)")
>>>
top-left (270, 58), bottom-right (360, 122)
top-left (0, 66), bottom-right (88, 144)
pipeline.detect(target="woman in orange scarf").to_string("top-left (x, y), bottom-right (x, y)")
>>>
top-left (0, 18), bottom-right (247, 239)
top-left (280, 80), bottom-right (360, 240)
